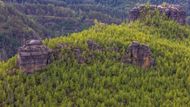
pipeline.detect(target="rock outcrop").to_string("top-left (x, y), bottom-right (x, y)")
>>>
top-left (122, 41), bottom-right (154, 69)
top-left (17, 40), bottom-right (52, 73)
top-left (129, 4), bottom-right (186, 24)
top-left (87, 40), bottom-right (103, 51)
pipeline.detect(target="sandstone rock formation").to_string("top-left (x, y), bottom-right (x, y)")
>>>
top-left (123, 41), bottom-right (154, 69)
top-left (129, 4), bottom-right (186, 24)
top-left (87, 40), bottom-right (103, 51)
top-left (17, 40), bottom-right (52, 73)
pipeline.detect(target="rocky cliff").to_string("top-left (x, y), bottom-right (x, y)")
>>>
top-left (129, 4), bottom-right (186, 24)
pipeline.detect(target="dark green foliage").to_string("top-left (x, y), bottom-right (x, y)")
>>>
top-left (0, 4), bottom-right (47, 60)
top-left (0, 0), bottom-right (129, 60)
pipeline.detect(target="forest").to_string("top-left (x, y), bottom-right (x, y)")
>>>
top-left (0, 0), bottom-right (127, 60)
top-left (1, 0), bottom-right (190, 61)
top-left (1, 8), bottom-right (190, 106)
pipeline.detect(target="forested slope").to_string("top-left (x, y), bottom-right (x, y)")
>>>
top-left (0, 1), bottom-right (47, 60)
top-left (1, 13), bottom-right (190, 106)
top-left (0, 0), bottom-right (128, 60)
top-left (1, 0), bottom-right (190, 60)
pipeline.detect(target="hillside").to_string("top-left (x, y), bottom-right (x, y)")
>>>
top-left (59, 0), bottom-right (190, 15)
top-left (1, 0), bottom-right (190, 61)
top-left (1, 13), bottom-right (190, 106)
top-left (4, 0), bottom-right (128, 37)
top-left (0, 0), bottom-right (128, 60)
top-left (0, 2), bottom-right (48, 60)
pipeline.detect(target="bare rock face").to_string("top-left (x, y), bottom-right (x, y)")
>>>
top-left (17, 40), bottom-right (52, 73)
top-left (122, 41), bottom-right (154, 69)
top-left (129, 4), bottom-right (186, 24)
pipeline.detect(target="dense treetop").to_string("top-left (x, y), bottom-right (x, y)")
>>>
top-left (1, 13), bottom-right (190, 106)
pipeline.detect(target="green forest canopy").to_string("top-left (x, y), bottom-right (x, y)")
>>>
top-left (1, 14), bottom-right (190, 106)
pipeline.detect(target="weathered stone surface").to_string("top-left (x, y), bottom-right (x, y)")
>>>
top-left (87, 40), bottom-right (103, 51)
top-left (122, 41), bottom-right (154, 69)
top-left (129, 4), bottom-right (186, 24)
top-left (17, 39), bottom-right (52, 73)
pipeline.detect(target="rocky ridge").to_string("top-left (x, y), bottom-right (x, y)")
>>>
top-left (129, 4), bottom-right (186, 24)
top-left (17, 40), bottom-right (155, 73)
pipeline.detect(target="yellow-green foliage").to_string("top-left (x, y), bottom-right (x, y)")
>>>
top-left (1, 16), bottom-right (190, 106)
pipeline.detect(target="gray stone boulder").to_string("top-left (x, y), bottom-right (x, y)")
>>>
top-left (17, 40), bottom-right (52, 73)
top-left (129, 4), bottom-right (186, 24)
top-left (122, 41), bottom-right (155, 69)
